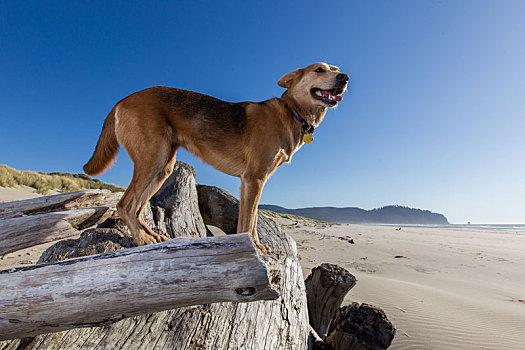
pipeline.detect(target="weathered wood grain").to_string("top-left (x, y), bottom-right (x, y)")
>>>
top-left (0, 233), bottom-right (278, 341)
top-left (305, 263), bottom-right (357, 340)
top-left (0, 207), bottom-right (114, 255)
top-left (0, 189), bottom-right (121, 220)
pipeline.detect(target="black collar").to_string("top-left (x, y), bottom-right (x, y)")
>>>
top-left (285, 104), bottom-right (314, 134)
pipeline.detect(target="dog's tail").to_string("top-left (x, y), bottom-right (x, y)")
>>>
top-left (83, 106), bottom-right (120, 176)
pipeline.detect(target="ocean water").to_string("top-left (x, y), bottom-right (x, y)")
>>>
top-left (384, 223), bottom-right (525, 232)
top-left (449, 223), bottom-right (525, 232)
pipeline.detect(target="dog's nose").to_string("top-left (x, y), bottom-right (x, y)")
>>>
top-left (336, 73), bottom-right (349, 83)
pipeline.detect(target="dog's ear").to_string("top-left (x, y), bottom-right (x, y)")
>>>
top-left (278, 68), bottom-right (304, 88)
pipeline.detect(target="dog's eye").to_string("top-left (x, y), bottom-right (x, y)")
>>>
top-left (315, 67), bottom-right (325, 73)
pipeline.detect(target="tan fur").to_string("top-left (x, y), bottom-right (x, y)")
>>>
top-left (84, 62), bottom-right (348, 253)
top-left (83, 106), bottom-right (119, 176)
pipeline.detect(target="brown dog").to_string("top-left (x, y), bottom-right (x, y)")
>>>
top-left (83, 62), bottom-right (348, 253)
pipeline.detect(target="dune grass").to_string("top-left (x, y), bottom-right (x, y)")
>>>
top-left (259, 209), bottom-right (326, 225)
top-left (0, 164), bottom-right (125, 195)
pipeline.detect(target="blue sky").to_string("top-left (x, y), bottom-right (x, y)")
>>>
top-left (1, 1), bottom-right (524, 224)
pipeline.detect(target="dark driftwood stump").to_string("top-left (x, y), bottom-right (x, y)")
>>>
top-left (326, 303), bottom-right (396, 350)
top-left (305, 263), bottom-right (357, 340)
top-left (0, 162), bottom-right (308, 350)
top-left (304, 264), bottom-right (395, 350)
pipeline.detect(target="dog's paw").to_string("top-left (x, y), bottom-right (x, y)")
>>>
top-left (135, 232), bottom-right (169, 246)
top-left (135, 233), bottom-right (158, 246)
top-left (152, 233), bottom-right (169, 243)
top-left (256, 243), bottom-right (272, 254)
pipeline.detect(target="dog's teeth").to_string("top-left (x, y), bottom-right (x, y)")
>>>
top-left (316, 90), bottom-right (322, 97)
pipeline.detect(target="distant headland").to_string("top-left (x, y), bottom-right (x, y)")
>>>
top-left (259, 204), bottom-right (450, 225)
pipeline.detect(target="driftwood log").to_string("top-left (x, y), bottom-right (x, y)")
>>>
top-left (0, 207), bottom-right (111, 256)
top-left (0, 162), bottom-right (309, 349)
top-left (305, 263), bottom-right (357, 339)
top-left (0, 189), bottom-right (121, 220)
top-left (0, 190), bottom-right (121, 255)
top-left (0, 233), bottom-right (278, 341)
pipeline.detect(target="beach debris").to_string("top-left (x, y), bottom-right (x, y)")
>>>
top-left (0, 190), bottom-right (122, 256)
top-left (394, 255), bottom-right (405, 259)
top-left (305, 263), bottom-right (357, 339)
top-left (305, 263), bottom-right (395, 349)
top-left (15, 260), bottom-right (32, 265)
top-left (326, 303), bottom-right (396, 350)
top-left (337, 235), bottom-right (355, 244)
top-left (507, 298), bottom-right (525, 304)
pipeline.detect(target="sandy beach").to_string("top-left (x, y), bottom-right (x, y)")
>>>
top-left (0, 186), bottom-right (45, 202)
top-left (275, 215), bottom-right (525, 350)
top-left (1, 187), bottom-right (524, 349)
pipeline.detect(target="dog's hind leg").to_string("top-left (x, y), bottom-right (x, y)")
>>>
top-left (117, 141), bottom-right (179, 246)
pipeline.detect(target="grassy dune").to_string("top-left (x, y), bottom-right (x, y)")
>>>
top-left (0, 164), bottom-right (125, 194)
top-left (259, 209), bottom-right (333, 229)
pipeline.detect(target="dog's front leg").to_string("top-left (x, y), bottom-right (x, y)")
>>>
top-left (238, 175), bottom-right (271, 254)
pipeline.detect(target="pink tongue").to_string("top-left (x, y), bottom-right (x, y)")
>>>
top-left (321, 90), bottom-right (343, 102)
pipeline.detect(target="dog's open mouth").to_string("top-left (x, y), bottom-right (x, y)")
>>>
top-left (311, 88), bottom-right (344, 105)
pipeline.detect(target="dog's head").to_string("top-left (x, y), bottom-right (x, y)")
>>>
top-left (278, 62), bottom-right (349, 108)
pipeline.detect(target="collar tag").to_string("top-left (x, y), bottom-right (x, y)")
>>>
top-left (303, 133), bottom-right (314, 143)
